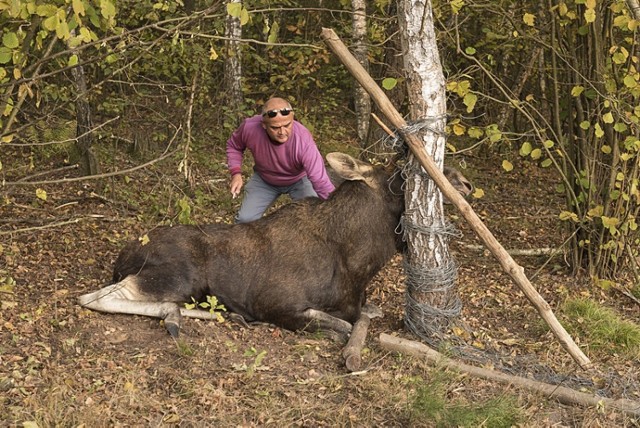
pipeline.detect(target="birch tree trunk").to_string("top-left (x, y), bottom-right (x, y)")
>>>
top-left (398, 0), bottom-right (460, 341)
top-left (225, 0), bottom-right (243, 125)
top-left (352, 0), bottom-right (371, 147)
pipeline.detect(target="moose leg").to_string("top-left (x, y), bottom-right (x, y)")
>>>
top-left (78, 281), bottom-right (183, 337)
top-left (361, 303), bottom-right (383, 319)
top-left (301, 308), bottom-right (353, 336)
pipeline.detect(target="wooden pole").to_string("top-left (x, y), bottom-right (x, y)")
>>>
top-left (342, 314), bottom-right (371, 372)
top-left (379, 333), bottom-right (640, 417)
top-left (321, 27), bottom-right (592, 370)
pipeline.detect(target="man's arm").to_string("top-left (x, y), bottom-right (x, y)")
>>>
top-left (302, 145), bottom-right (336, 200)
top-left (226, 120), bottom-right (248, 197)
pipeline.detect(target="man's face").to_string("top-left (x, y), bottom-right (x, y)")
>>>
top-left (262, 110), bottom-right (294, 144)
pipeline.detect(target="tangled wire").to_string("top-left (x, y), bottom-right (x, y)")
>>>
top-left (379, 117), bottom-right (463, 346)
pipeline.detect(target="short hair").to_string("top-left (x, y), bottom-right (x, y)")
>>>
top-left (261, 98), bottom-right (292, 115)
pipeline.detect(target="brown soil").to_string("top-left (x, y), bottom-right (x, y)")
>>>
top-left (1, 147), bottom-right (639, 427)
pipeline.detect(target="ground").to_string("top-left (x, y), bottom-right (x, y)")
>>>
top-left (1, 145), bottom-right (639, 427)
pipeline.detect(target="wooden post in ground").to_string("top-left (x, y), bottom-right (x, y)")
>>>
top-left (321, 27), bottom-right (592, 370)
top-left (342, 314), bottom-right (371, 372)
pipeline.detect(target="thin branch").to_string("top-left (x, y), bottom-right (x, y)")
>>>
top-left (5, 116), bottom-right (120, 147)
top-left (2, 128), bottom-right (181, 187)
top-left (16, 164), bottom-right (79, 182)
top-left (0, 215), bottom-right (103, 236)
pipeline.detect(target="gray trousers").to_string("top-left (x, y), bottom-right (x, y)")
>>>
top-left (235, 173), bottom-right (317, 223)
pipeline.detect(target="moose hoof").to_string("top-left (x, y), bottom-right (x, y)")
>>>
top-left (227, 312), bottom-right (250, 328)
top-left (165, 321), bottom-right (180, 338)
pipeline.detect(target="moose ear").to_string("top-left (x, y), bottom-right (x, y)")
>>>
top-left (326, 152), bottom-right (372, 182)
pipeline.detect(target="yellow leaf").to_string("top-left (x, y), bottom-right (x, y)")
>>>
top-left (571, 85), bottom-right (584, 97)
top-left (452, 123), bottom-right (465, 136)
top-left (450, 0), bottom-right (465, 14)
top-left (72, 0), bottom-right (85, 16)
top-left (36, 188), bottom-right (47, 201)
top-left (602, 216), bottom-right (619, 228)
top-left (530, 148), bottom-right (542, 160)
top-left (584, 8), bottom-right (596, 23)
top-left (139, 234), bottom-right (150, 246)
top-left (452, 326), bottom-right (471, 340)
top-left (587, 205), bottom-right (604, 217)
top-left (502, 160), bottom-right (513, 172)
top-left (559, 211), bottom-right (579, 222)
top-left (463, 92), bottom-right (477, 113)
top-left (472, 340), bottom-right (485, 349)
top-left (209, 47), bottom-right (218, 61)
top-left (519, 142), bottom-right (532, 156)
top-left (558, 2), bottom-right (568, 16)
top-left (594, 123), bottom-right (604, 138)
top-left (602, 112), bottom-right (614, 123)
top-left (226, 2), bottom-right (241, 17)
top-left (240, 8), bottom-right (249, 25)
top-left (472, 187), bottom-right (485, 199)
top-left (523, 13), bottom-right (536, 26)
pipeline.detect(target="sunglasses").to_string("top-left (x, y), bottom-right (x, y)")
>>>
top-left (262, 108), bottom-right (293, 118)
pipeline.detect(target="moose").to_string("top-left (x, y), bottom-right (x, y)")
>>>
top-left (78, 152), bottom-right (473, 338)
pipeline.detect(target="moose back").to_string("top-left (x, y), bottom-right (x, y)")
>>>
top-left (78, 152), bottom-right (472, 337)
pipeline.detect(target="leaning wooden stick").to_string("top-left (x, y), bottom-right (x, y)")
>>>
top-left (342, 314), bottom-right (371, 372)
top-left (379, 333), bottom-right (640, 417)
top-left (321, 27), bottom-right (591, 370)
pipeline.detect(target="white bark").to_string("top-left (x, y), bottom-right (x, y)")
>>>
top-left (352, 0), bottom-right (371, 146)
top-left (225, 0), bottom-right (243, 120)
top-left (626, 0), bottom-right (640, 20)
top-left (398, 0), bottom-right (460, 339)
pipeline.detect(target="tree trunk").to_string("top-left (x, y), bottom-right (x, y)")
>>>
top-left (225, 0), bottom-right (243, 126)
top-left (71, 55), bottom-right (99, 175)
top-left (352, 0), bottom-right (371, 147)
top-left (397, 0), bottom-right (460, 342)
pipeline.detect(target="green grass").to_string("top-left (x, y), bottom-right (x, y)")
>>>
top-left (561, 298), bottom-right (640, 357)
top-left (409, 371), bottom-right (523, 427)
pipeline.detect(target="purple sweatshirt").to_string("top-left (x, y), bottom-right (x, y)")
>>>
top-left (226, 115), bottom-right (335, 200)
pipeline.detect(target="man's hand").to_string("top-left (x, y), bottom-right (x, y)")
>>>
top-left (230, 174), bottom-right (243, 199)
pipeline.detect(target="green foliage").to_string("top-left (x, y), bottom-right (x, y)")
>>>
top-left (236, 347), bottom-right (268, 377)
top-left (437, 0), bottom-right (640, 279)
top-left (0, 0), bottom-right (118, 130)
top-left (0, 273), bottom-right (16, 294)
top-left (409, 371), bottom-right (523, 427)
top-left (174, 339), bottom-right (195, 356)
top-left (175, 196), bottom-right (193, 225)
top-left (561, 298), bottom-right (640, 357)
top-left (184, 295), bottom-right (226, 323)
top-left (547, 0), bottom-right (640, 278)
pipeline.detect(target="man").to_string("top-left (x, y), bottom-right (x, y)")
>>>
top-left (227, 97), bottom-right (336, 223)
